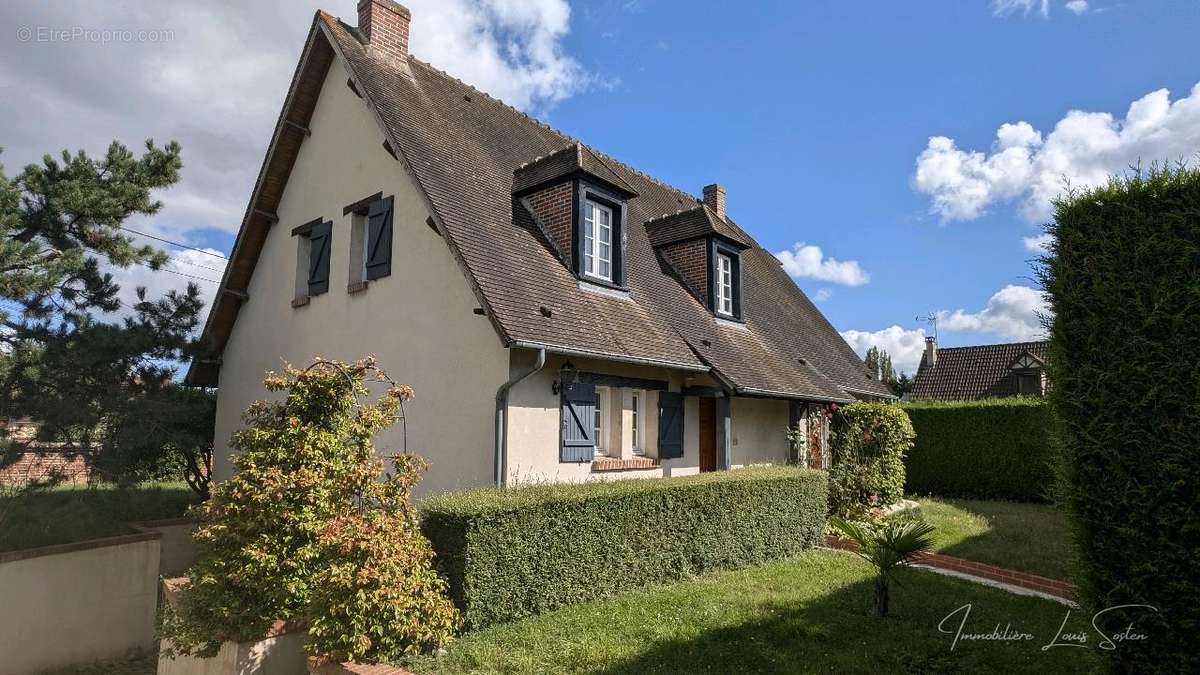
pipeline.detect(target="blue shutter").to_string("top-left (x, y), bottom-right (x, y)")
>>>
top-left (365, 196), bottom-right (393, 280)
top-left (307, 220), bottom-right (332, 295)
top-left (658, 392), bottom-right (684, 459)
top-left (560, 381), bottom-right (596, 462)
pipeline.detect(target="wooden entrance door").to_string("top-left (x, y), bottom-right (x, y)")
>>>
top-left (699, 397), bottom-right (717, 472)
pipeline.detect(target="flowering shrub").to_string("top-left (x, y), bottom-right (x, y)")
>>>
top-left (159, 356), bottom-right (458, 663)
top-left (828, 402), bottom-right (914, 518)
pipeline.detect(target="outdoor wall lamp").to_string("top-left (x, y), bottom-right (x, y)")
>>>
top-left (551, 361), bottom-right (579, 395)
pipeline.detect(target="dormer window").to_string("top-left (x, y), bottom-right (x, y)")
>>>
top-left (513, 143), bottom-right (639, 291)
top-left (583, 198), bottom-right (613, 281)
top-left (716, 252), bottom-right (734, 316)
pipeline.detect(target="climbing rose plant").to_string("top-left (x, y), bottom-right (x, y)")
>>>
top-left (159, 356), bottom-right (459, 663)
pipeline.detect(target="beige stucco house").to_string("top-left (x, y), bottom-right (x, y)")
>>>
top-left (186, 1), bottom-right (894, 496)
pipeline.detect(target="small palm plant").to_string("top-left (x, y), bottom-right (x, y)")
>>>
top-left (830, 516), bottom-right (936, 617)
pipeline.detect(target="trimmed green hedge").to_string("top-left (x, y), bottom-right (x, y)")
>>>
top-left (1044, 165), bottom-right (1200, 672)
top-left (419, 466), bottom-right (827, 628)
top-left (901, 398), bottom-right (1059, 502)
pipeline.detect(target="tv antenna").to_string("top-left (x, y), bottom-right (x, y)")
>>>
top-left (915, 313), bottom-right (938, 340)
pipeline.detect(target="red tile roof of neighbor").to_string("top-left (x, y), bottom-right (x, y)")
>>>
top-left (911, 341), bottom-right (1049, 400)
top-left (187, 10), bottom-right (893, 402)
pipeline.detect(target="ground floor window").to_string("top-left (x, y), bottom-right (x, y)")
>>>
top-left (594, 386), bottom-right (610, 457)
top-left (631, 391), bottom-right (644, 455)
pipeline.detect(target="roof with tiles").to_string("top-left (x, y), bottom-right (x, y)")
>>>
top-left (188, 11), bottom-right (892, 401)
top-left (513, 143), bottom-right (639, 197)
top-left (911, 341), bottom-right (1049, 400)
top-left (645, 204), bottom-right (753, 249)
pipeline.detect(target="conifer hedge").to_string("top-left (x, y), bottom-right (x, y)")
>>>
top-left (419, 466), bottom-right (827, 628)
top-left (901, 398), bottom-right (1059, 502)
top-left (1043, 165), bottom-right (1200, 673)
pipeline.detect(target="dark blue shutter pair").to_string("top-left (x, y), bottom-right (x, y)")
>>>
top-left (657, 392), bottom-right (684, 459)
top-left (307, 221), bottom-right (332, 296)
top-left (560, 381), bottom-right (596, 462)
top-left (365, 196), bottom-right (394, 280)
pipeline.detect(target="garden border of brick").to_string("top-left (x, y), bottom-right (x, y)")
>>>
top-left (823, 534), bottom-right (1075, 601)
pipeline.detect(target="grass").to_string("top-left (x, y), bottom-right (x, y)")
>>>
top-left (400, 550), bottom-right (1099, 675)
top-left (913, 498), bottom-right (1073, 580)
top-left (0, 481), bottom-right (200, 552)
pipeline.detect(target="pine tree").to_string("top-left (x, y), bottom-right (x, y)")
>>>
top-left (0, 141), bottom-right (210, 490)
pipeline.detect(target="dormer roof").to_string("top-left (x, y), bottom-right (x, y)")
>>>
top-left (513, 143), bottom-right (639, 197)
top-left (644, 204), bottom-right (753, 249)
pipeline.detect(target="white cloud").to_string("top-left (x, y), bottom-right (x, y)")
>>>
top-left (937, 284), bottom-right (1049, 341)
top-left (1023, 233), bottom-right (1053, 253)
top-left (774, 243), bottom-right (870, 287)
top-left (813, 288), bottom-right (833, 302)
top-left (0, 1), bottom-right (591, 240)
top-left (411, 0), bottom-right (589, 113)
top-left (993, 0), bottom-right (1049, 16)
top-left (1065, 0), bottom-right (1089, 15)
top-left (914, 83), bottom-right (1200, 222)
top-left (840, 326), bottom-right (929, 376)
top-left (106, 249), bottom-right (227, 329)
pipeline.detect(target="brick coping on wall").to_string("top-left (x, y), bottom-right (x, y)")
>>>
top-left (823, 534), bottom-right (1075, 601)
top-left (0, 529), bottom-right (161, 565)
top-left (591, 457), bottom-right (660, 472)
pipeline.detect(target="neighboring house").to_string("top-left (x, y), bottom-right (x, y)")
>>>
top-left (910, 337), bottom-right (1049, 401)
top-left (186, 1), bottom-right (893, 495)
top-left (0, 419), bottom-right (92, 486)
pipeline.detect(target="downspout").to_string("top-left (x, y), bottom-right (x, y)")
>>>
top-left (494, 348), bottom-right (546, 487)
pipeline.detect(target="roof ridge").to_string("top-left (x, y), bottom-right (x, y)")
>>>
top-left (938, 340), bottom-right (1049, 351)
top-left (402, 55), bottom-right (698, 202)
top-left (644, 203), bottom-right (707, 225)
top-left (513, 142), bottom-right (579, 172)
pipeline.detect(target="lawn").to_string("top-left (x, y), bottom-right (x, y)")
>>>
top-left (0, 481), bottom-right (200, 552)
top-left (400, 550), bottom-right (1098, 675)
top-left (913, 498), bottom-right (1073, 580)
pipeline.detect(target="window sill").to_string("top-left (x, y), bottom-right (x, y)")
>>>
top-left (347, 280), bottom-right (369, 294)
top-left (577, 278), bottom-right (631, 300)
top-left (591, 457), bottom-right (661, 472)
top-left (291, 295), bottom-right (310, 308)
top-left (715, 315), bottom-right (747, 330)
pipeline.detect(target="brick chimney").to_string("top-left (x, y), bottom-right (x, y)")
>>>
top-left (923, 336), bottom-right (938, 368)
top-left (358, 0), bottom-right (411, 62)
top-left (703, 184), bottom-right (726, 219)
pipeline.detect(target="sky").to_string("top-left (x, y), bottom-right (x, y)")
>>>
top-left (2, 0), bottom-right (1199, 375)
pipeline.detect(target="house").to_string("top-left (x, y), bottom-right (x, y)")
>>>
top-left (910, 337), bottom-right (1049, 401)
top-left (186, 1), bottom-right (894, 495)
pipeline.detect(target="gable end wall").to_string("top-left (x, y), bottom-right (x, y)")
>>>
top-left (212, 53), bottom-right (508, 497)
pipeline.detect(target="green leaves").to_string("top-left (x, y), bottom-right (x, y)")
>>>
top-left (420, 466), bottom-right (829, 629)
top-left (828, 402), bottom-right (914, 517)
top-left (160, 358), bottom-right (457, 662)
top-left (901, 399), bottom-right (1060, 502)
top-left (1045, 163), bottom-right (1200, 672)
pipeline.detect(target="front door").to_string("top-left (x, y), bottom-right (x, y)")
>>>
top-left (699, 397), bottom-right (717, 472)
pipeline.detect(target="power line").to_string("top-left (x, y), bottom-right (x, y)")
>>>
top-left (117, 225), bottom-right (229, 260)
top-left (166, 256), bottom-right (225, 275)
top-left (136, 261), bottom-right (220, 284)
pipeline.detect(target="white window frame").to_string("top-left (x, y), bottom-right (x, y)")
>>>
top-left (348, 212), bottom-right (368, 285)
top-left (593, 386), bottom-right (610, 457)
top-left (631, 390), bottom-right (645, 455)
top-left (716, 252), bottom-right (734, 316)
top-left (582, 199), bottom-right (614, 282)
